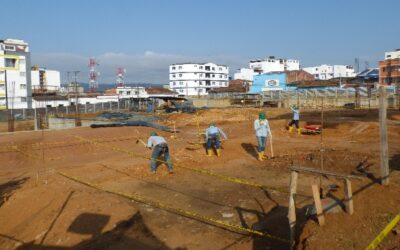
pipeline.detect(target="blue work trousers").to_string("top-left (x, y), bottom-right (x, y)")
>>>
top-left (151, 144), bottom-right (173, 172)
top-left (256, 136), bottom-right (267, 152)
top-left (206, 134), bottom-right (220, 150)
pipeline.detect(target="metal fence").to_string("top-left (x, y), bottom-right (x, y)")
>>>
top-left (0, 98), bottom-right (164, 132)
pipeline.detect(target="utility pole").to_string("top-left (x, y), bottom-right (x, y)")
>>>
top-left (379, 85), bottom-right (389, 185)
top-left (73, 71), bottom-right (81, 127)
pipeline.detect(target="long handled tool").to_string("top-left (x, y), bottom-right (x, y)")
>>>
top-left (269, 134), bottom-right (274, 159)
top-left (135, 138), bottom-right (147, 147)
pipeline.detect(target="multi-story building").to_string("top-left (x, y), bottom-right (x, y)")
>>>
top-left (233, 68), bottom-right (255, 82)
top-left (379, 49), bottom-right (400, 85)
top-left (0, 39), bottom-right (32, 110)
top-left (249, 57), bottom-right (300, 74)
top-left (303, 64), bottom-right (356, 80)
top-left (234, 56), bottom-right (300, 82)
top-left (169, 63), bottom-right (229, 96)
top-left (31, 67), bottom-right (61, 94)
top-left (385, 49), bottom-right (400, 60)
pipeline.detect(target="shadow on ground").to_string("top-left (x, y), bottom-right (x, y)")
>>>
top-left (16, 211), bottom-right (185, 250)
top-left (390, 154), bottom-right (400, 172)
top-left (241, 143), bottom-right (258, 160)
top-left (0, 177), bottom-right (29, 207)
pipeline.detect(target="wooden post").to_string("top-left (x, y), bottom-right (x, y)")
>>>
top-left (344, 179), bottom-right (354, 215)
top-left (288, 171), bottom-right (298, 249)
top-left (311, 184), bottom-right (325, 226)
top-left (379, 85), bottom-right (389, 185)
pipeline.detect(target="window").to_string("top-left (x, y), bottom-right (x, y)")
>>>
top-left (5, 58), bottom-right (17, 68)
top-left (179, 74), bottom-right (182, 77)
top-left (180, 81), bottom-right (183, 85)
top-left (194, 65), bottom-right (197, 67)
top-left (127, 91), bottom-right (131, 95)
top-left (20, 84), bottom-right (27, 89)
top-left (219, 75), bottom-right (222, 78)
top-left (5, 45), bottom-right (15, 51)
top-left (212, 67), bottom-right (215, 71)
top-left (199, 66), bottom-right (203, 69)
top-left (173, 82), bottom-right (176, 86)
top-left (219, 67), bottom-right (222, 71)
top-left (21, 97), bottom-right (27, 102)
top-left (20, 72), bottom-right (26, 77)
top-left (178, 66), bottom-right (182, 69)
top-left (194, 72), bottom-right (197, 75)
top-left (212, 74), bottom-right (215, 77)
top-left (172, 74), bottom-right (176, 78)
top-left (172, 66), bottom-right (176, 70)
top-left (199, 74), bottom-right (203, 77)
top-left (194, 80), bottom-right (197, 83)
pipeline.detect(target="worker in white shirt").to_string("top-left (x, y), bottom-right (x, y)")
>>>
top-left (147, 132), bottom-right (173, 174)
top-left (254, 112), bottom-right (272, 161)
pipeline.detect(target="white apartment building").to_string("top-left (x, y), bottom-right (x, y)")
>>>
top-left (0, 39), bottom-right (31, 110)
top-left (169, 62), bottom-right (229, 96)
top-left (31, 68), bottom-right (61, 91)
top-left (116, 86), bottom-right (147, 98)
top-left (303, 64), bottom-right (356, 80)
top-left (385, 49), bottom-right (400, 60)
top-left (249, 57), bottom-right (300, 73)
top-left (234, 56), bottom-right (300, 82)
top-left (233, 68), bottom-right (255, 82)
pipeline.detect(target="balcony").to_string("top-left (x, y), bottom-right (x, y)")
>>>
top-left (32, 85), bottom-right (60, 96)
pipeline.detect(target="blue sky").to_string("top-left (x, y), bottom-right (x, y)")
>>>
top-left (3, 0), bottom-right (399, 84)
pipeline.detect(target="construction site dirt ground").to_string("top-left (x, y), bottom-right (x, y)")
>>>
top-left (0, 108), bottom-right (399, 250)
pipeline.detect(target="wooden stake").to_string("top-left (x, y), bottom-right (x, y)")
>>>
top-left (379, 85), bottom-right (389, 185)
top-left (344, 179), bottom-right (354, 215)
top-left (269, 135), bottom-right (274, 158)
top-left (288, 171), bottom-right (298, 249)
top-left (311, 184), bottom-right (325, 226)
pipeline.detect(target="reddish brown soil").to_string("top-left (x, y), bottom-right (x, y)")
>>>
top-left (0, 108), bottom-right (399, 250)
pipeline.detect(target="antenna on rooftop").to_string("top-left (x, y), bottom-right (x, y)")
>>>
top-left (354, 58), bottom-right (360, 73)
top-left (116, 67), bottom-right (126, 87)
top-left (364, 61), bottom-right (370, 70)
top-left (88, 58), bottom-right (99, 92)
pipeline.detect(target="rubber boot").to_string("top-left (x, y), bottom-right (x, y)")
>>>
top-left (207, 150), bottom-right (212, 156)
top-left (289, 126), bottom-right (293, 133)
top-left (258, 152), bottom-right (264, 161)
top-left (261, 152), bottom-right (267, 160)
top-left (216, 149), bottom-right (221, 157)
top-left (297, 128), bottom-right (301, 135)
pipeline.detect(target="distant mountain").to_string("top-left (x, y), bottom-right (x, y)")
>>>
top-left (61, 83), bottom-right (164, 93)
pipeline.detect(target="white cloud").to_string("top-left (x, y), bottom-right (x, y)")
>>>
top-left (31, 51), bottom-right (248, 85)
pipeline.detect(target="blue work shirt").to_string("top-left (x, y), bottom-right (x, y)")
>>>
top-left (291, 107), bottom-right (300, 120)
top-left (254, 119), bottom-right (271, 137)
top-left (147, 136), bottom-right (167, 148)
top-left (205, 126), bottom-right (227, 141)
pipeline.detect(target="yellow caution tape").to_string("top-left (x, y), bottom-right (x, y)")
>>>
top-left (365, 213), bottom-right (400, 250)
top-left (58, 171), bottom-right (289, 243)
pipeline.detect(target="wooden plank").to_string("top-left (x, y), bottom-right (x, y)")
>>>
top-left (344, 179), bottom-right (354, 215)
top-left (288, 165), bottom-right (363, 180)
top-left (288, 171), bottom-right (298, 250)
top-left (379, 85), bottom-right (389, 185)
top-left (311, 184), bottom-right (325, 226)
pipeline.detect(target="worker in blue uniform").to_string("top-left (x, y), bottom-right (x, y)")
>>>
top-left (205, 123), bottom-right (227, 156)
